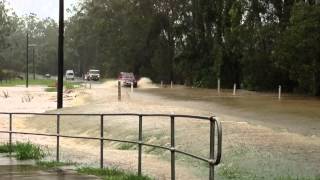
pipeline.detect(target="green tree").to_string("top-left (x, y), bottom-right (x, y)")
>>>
top-left (275, 3), bottom-right (320, 95)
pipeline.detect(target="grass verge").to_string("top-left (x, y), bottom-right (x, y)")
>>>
top-left (77, 167), bottom-right (152, 180)
top-left (0, 141), bottom-right (47, 160)
top-left (117, 143), bottom-right (137, 150)
top-left (36, 160), bottom-right (76, 169)
top-left (44, 81), bottom-right (81, 92)
top-left (45, 87), bottom-right (57, 92)
top-left (0, 79), bottom-right (55, 87)
top-left (0, 142), bottom-right (14, 153)
top-left (0, 79), bottom-right (80, 91)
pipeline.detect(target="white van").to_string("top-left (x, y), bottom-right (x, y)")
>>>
top-left (65, 70), bottom-right (75, 80)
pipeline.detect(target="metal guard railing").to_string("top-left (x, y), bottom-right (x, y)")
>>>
top-left (0, 112), bottom-right (222, 180)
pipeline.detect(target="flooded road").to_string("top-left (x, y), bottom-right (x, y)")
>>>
top-left (138, 86), bottom-right (320, 137)
top-left (2, 80), bottom-right (319, 179)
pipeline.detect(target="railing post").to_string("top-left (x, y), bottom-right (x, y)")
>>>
top-left (170, 115), bottom-right (175, 180)
top-left (209, 117), bottom-right (216, 180)
top-left (118, 81), bottom-right (121, 101)
top-left (100, 114), bottom-right (104, 169)
top-left (278, 85), bottom-right (282, 100)
top-left (217, 79), bottom-right (221, 94)
top-left (138, 115), bottom-right (143, 176)
top-left (56, 114), bottom-right (60, 162)
top-left (131, 82), bottom-right (134, 93)
top-left (9, 113), bottom-right (12, 154)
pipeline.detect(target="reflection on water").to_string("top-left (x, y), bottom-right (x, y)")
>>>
top-left (0, 164), bottom-right (99, 180)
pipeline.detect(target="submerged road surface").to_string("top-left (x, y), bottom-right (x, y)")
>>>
top-left (138, 86), bottom-right (320, 137)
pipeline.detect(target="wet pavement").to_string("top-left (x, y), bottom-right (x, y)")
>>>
top-left (0, 156), bottom-right (100, 180)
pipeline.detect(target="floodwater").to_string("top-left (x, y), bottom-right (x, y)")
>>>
top-left (138, 86), bottom-right (320, 137)
top-left (2, 80), bottom-right (319, 179)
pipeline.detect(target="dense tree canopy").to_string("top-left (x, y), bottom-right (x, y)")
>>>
top-left (0, 0), bottom-right (319, 95)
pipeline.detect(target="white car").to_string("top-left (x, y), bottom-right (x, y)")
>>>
top-left (87, 69), bottom-right (100, 81)
top-left (65, 70), bottom-right (75, 80)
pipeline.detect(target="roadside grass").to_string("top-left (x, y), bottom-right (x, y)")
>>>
top-left (45, 87), bottom-right (57, 92)
top-left (117, 143), bottom-right (137, 150)
top-left (43, 81), bottom-right (81, 92)
top-left (1, 142), bottom-right (151, 179)
top-left (65, 82), bottom-right (81, 89)
top-left (0, 79), bottom-right (55, 87)
top-left (37, 161), bottom-right (153, 180)
top-left (77, 167), bottom-right (152, 180)
top-left (0, 79), bottom-right (81, 91)
top-left (36, 160), bottom-right (76, 169)
top-left (0, 141), bottom-right (47, 160)
top-left (0, 142), bottom-right (15, 153)
top-left (45, 81), bottom-right (80, 92)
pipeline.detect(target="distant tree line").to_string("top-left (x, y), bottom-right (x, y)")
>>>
top-left (0, 0), bottom-right (319, 95)
top-left (0, 1), bottom-right (58, 80)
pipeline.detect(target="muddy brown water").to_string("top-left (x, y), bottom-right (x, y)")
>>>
top-left (138, 87), bottom-right (320, 137)
top-left (2, 82), bottom-right (320, 179)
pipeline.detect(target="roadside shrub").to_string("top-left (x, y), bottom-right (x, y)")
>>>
top-left (0, 142), bottom-right (47, 160)
top-left (15, 141), bottom-right (47, 160)
top-left (0, 142), bottom-right (16, 153)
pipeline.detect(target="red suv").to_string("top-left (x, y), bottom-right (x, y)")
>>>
top-left (118, 72), bottom-right (138, 87)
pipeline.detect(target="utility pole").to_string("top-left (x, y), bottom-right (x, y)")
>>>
top-left (32, 48), bottom-right (35, 80)
top-left (28, 44), bottom-right (37, 80)
top-left (26, 33), bottom-right (29, 88)
top-left (57, 0), bottom-right (64, 109)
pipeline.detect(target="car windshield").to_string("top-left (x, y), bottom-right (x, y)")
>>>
top-left (89, 70), bottom-right (99, 75)
top-left (121, 73), bottom-right (134, 79)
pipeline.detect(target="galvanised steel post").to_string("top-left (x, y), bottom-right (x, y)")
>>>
top-left (56, 114), bottom-right (60, 162)
top-left (138, 115), bottom-right (143, 176)
top-left (170, 115), bottom-right (175, 180)
top-left (100, 115), bottom-right (104, 169)
top-left (209, 117), bottom-right (216, 180)
top-left (9, 113), bottom-right (12, 154)
top-left (118, 81), bottom-right (121, 101)
top-left (57, 0), bottom-right (64, 109)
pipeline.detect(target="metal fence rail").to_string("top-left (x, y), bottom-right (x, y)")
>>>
top-left (0, 112), bottom-right (222, 180)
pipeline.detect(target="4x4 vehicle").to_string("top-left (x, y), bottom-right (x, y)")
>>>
top-left (87, 69), bottom-right (100, 81)
top-left (65, 70), bottom-right (75, 80)
top-left (118, 72), bottom-right (137, 87)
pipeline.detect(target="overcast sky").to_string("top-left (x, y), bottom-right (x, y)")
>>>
top-left (6, 0), bottom-right (78, 20)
